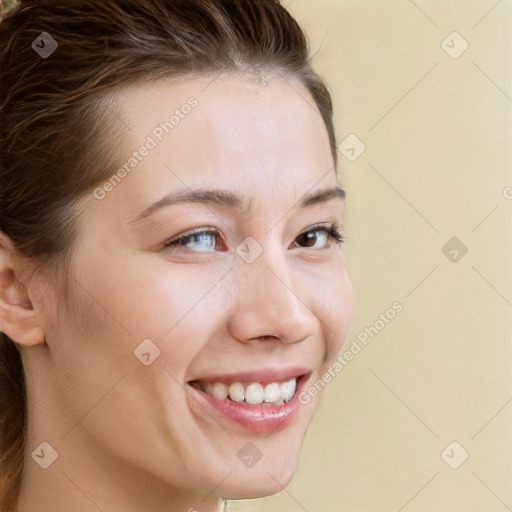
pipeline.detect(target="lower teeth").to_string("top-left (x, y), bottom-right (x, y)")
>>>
top-left (252, 399), bottom-right (286, 406)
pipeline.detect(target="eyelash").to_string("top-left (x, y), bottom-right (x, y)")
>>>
top-left (163, 223), bottom-right (345, 250)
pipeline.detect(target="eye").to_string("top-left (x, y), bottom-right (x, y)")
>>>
top-left (163, 224), bottom-right (344, 253)
top-left (163, 229), bottom-right (227, 252)
top-left (295, 224), bottom-right (344, 249)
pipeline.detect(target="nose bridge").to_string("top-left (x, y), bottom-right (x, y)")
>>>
top-left (247, 252), bottom-right (293, 310)
top-left (229, 242), bottom-right (314, 343)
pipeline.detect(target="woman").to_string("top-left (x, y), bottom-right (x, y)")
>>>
top-left (0, 0), bottom-right (354, 510)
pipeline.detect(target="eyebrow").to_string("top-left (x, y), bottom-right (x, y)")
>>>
top-left (131, 185), bottom-right (346, 224)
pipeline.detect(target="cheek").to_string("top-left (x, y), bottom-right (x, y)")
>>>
top-left (309, 263), bottom-right (354, 363)
top-left (119, 261), bottom-right (228, 337)
top-left (74, 248), bottom-right (221, 337)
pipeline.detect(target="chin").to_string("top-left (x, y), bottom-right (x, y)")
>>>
top-left (218, 453), bottom-right (299, 500)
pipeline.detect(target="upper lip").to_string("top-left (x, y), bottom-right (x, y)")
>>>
top-left (188, 366), bottom-right (312, 385)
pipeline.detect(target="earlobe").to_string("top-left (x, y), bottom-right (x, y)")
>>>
top-left (0, 234), bottom-right (46, 347)
top-left (0, 302), bottom-right (45, 346)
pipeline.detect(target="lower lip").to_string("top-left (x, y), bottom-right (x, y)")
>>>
top-left (188, 379), bottom-right (305, 433)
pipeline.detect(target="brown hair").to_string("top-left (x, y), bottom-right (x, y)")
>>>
top-left (0, 0), bottom-right (337, 508)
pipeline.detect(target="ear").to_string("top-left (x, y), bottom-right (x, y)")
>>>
top-left (0, 232), bottom-right (45, 346)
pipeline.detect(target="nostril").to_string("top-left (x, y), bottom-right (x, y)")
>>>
top-left (250, 335), bottom-right (281, 342)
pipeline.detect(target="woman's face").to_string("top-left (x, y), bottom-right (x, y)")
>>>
top-left (33, 74), bottom-right (354, 503)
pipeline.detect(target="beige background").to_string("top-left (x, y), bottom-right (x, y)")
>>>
top-left (231, 1), bottom-right (512, 511)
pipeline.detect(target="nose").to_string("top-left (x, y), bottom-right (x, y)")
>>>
top-left (227, 247), bottom-right (317, 345)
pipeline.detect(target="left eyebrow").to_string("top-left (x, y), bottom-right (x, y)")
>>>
top-left (130, 185), bottom-right (346, 224)
top-left (301, 186), bottom-right (346, 207)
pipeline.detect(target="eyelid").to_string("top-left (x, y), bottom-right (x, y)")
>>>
top-left (300, 222), bottom-right (333, 233)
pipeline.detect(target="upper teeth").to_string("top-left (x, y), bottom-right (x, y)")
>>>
top-left (201, 378), bottom-right (297, 405)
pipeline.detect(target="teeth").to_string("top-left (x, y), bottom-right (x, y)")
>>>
top-left (245, 383), bottom-right (264, 404)
top-left (200, 378), bottom-right (297, 405)
top-left (281, 378), bottom-right (296, 402)
top-left (228, 382), bottom-right (245, 403)
top-left (212, 382), bottom-right (228, 400)
top-left (263, 382), bottom-right (281, 403)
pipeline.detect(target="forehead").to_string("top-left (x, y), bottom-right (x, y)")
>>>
top-left (98, 74), bottom-right (336, 217)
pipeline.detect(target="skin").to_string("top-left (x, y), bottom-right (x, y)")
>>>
top-left (0, 73), bottom-right (354, 512)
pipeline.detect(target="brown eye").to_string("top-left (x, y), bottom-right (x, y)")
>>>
top-left (295, 225), bottom-right (344, 250)
top-left (295, 229), bottom-right (329, 249)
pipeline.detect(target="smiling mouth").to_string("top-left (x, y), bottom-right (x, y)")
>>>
top-left (187, 370), bottom-right (311, 433)
top-left (190, 377), bottom-right (298, 406)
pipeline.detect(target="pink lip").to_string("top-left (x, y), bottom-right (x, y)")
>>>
top-left (187, 369), bottom-right (311, 434)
